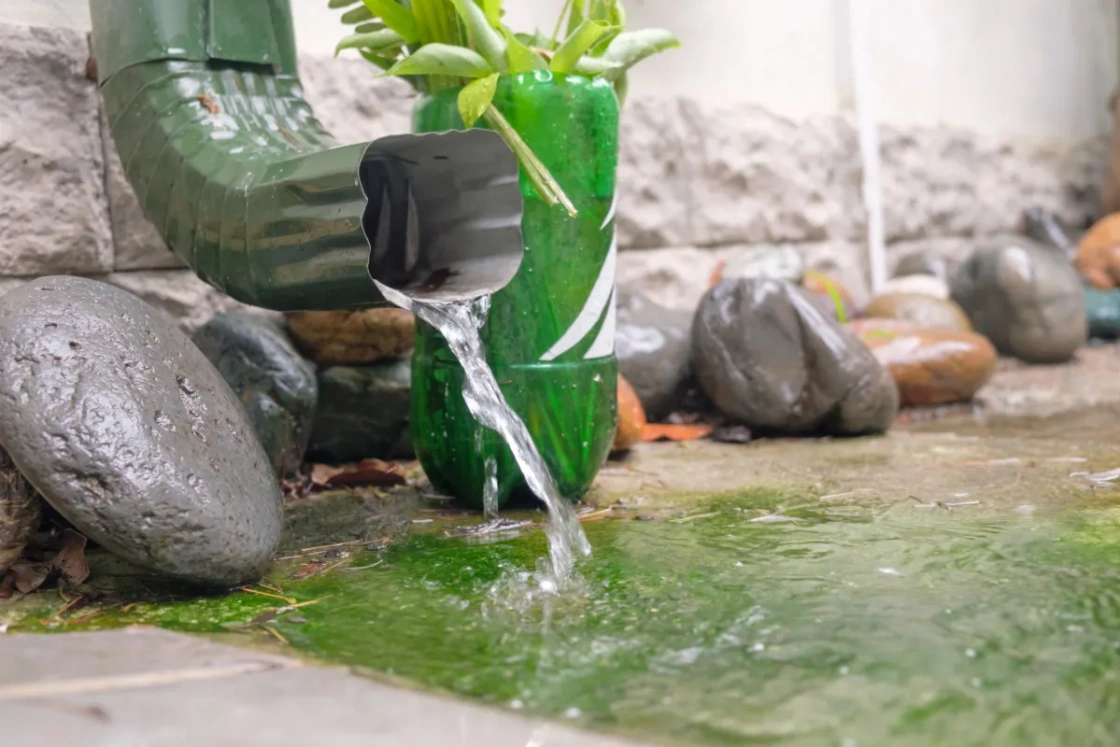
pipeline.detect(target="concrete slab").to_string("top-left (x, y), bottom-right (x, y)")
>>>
top-left (0, 628), bottom-right (650, 747)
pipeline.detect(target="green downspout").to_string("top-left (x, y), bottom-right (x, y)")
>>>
top-left (89, 0), bottom-right (525, 311)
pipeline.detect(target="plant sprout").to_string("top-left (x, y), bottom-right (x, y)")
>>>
top-left (329, 0), bottom-right (680, 216)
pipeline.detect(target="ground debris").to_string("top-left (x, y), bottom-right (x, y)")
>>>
top-left (709, 424), bottom-right (753, 444)
top-left (309, 459), bottom-right (407, 489)
top-left (1070, 467), bottom-right (1120, 486)
top-left (641, 423), bottom-right (714, 442)
top-left (196, 93), bottom-right (220, 114)
top-left (1, 528), bottom-right (90, 596)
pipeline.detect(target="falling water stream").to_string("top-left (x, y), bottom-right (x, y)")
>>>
top-left (377, 284), bottom-right (591, 587)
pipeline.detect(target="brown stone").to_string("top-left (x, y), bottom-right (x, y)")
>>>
top-left (861, 292), bottom-right (973, 332)
top-left (285, 309), bottom-right (415, 366)
top-left (1075, 213), bottom-right (1120, 289)
top-left (850, 319), bottom-right (997, 407)
top-left (612, 375), bottom-right (647, 454)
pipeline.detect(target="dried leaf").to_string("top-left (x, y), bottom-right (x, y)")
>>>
top-left (54, 529), bottom-right (90, 587)
top-left (11, 560), bottom-right (51, 594)
top-left (641, 423), bottom-right (714, 443)
top-left (322, 459), bottom-right (407, 488)
top-left (290, 560), bottom-right (328, 580)
top-left (310, 463), bottom-right (343, 486)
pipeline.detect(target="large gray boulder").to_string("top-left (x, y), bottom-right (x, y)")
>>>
top-left (692, 278), bottom-right (898, 435)
top-left (615, 290), bottom-right (693, 421)
top-left (0, 277), bottom-right (282, 587)
top-left (950, 238), bottom-right (1087, 363)
top-left (193, 312), bottom-right (318, 478)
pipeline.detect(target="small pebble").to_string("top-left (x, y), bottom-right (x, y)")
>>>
top-left (965, 648), bottom-right (976, 658)
top-left (564, 707), bottom-right (582, 719)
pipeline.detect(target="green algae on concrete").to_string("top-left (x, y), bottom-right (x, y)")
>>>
top-left (8, 483), bottom-right (1120, 747)
top-left (8, 403), bottom-right (1120, 746)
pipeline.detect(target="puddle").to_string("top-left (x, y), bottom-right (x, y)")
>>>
top-left (10, 485), bottom-right (1120, 747)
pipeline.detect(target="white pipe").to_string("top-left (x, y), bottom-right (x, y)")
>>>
top-left (846, 0), bottom-right (888, 295)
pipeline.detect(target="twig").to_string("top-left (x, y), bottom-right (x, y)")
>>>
top-left (240, 587), bottom-right (297, 605)
top-left (258, 624), bottom-right (290, 646)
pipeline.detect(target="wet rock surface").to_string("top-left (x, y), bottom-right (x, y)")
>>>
top-left (1085, 288), bottom-right (1120, 340)
top-left (951, 238), bottom-right (1087, 363)
top-left (286, 309), bottom-right (415, 366)
top-left (862, 292), bottom-right (972, 332)
top-left (192, 312), bottom-right (318, 478)
top-left (0, 447), bottom-right (41, 575)
top-left (850, 318), bottom-right (997, 407)
top-left (307, 358), bottom-right (413, 464)
top-left (612, 375), bottom-right (647, 453)
top-left (692, 278), bottom-right (898, 435)
top-left (615, 290), bottom-right (693, 421)
top-left (0, 277), bottom-right (282, 587)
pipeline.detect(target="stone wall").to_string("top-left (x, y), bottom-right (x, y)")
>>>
top-left (0, 20), bottom-right (1107, 326)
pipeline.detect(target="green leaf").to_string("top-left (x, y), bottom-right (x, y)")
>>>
top-left (457, 73), bottom-right (500, 127)
top-left (341, 5), bottom-right (374, 24)
top-left (448, 0), bottom-right (508, 72)
top-left (566, 0), bottom-right (586, 37)
top-left (335, 29), bottom-right (405, 55)
top-left (355, 21), bottom-right (385, 33)
top-left (514, 30), bottom-right (551, 49)
top-left (483, 106), bottom-right (578, 217)
top-left (360, 0), bottom-right (420, 43)
top-left (384, 43), bottom-right (493, 78)
top-left (329, 0), bottom-right (362, 8)
top-left (502, 27), bottom-right (547, 72)
top-left (479, 0), bottom-right (502, 27)
top-left (550, 20), bottom-right (612, 74)
top-left (573, 55), bottom-right (620, 76)
top-left (359, 49), bottom-right (399, 71)
top-left (597, 28), bottom-right (680, 79)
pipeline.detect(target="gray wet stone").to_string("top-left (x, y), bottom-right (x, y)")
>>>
top-left (307, 357), bottom-right (413, 464)
top-left (950, 238), bottom-right (1088, 363)
top-left (692, 278), bottom-right (899, 435)
top-left (192, 312), bottom-right (318, 478)
top-left (616, 290), bottom-right (693, 421)
top-left (0, 277), bottom-right (282, 587)
top-left (0, 447), bottom-right (40, 575)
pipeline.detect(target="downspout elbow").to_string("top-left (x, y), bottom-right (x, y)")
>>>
top-left (90, 0), bottom-right (523, 311)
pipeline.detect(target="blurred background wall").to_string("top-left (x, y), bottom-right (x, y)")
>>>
top-left (1, 0), bottom-right (1117, 318)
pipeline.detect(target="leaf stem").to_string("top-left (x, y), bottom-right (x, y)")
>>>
top-left (483, 105), bottom-right (578, 217)
top-left (548, 0), bottom-right (574, 50)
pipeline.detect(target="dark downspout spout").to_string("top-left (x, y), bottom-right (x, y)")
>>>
top-left (89, 0), bottom-right (525, 311)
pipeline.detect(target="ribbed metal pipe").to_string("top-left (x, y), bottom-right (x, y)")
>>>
top-left (90, 0), bottom-right (524, 311)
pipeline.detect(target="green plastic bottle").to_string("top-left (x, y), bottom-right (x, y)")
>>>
top-left (411, 71), bottom-right (620, 509)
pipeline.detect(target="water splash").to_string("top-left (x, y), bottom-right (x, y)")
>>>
top-left (377, 284), bottom-right (591, 587)
top-left (482, 457), bottom-right (499, 520)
